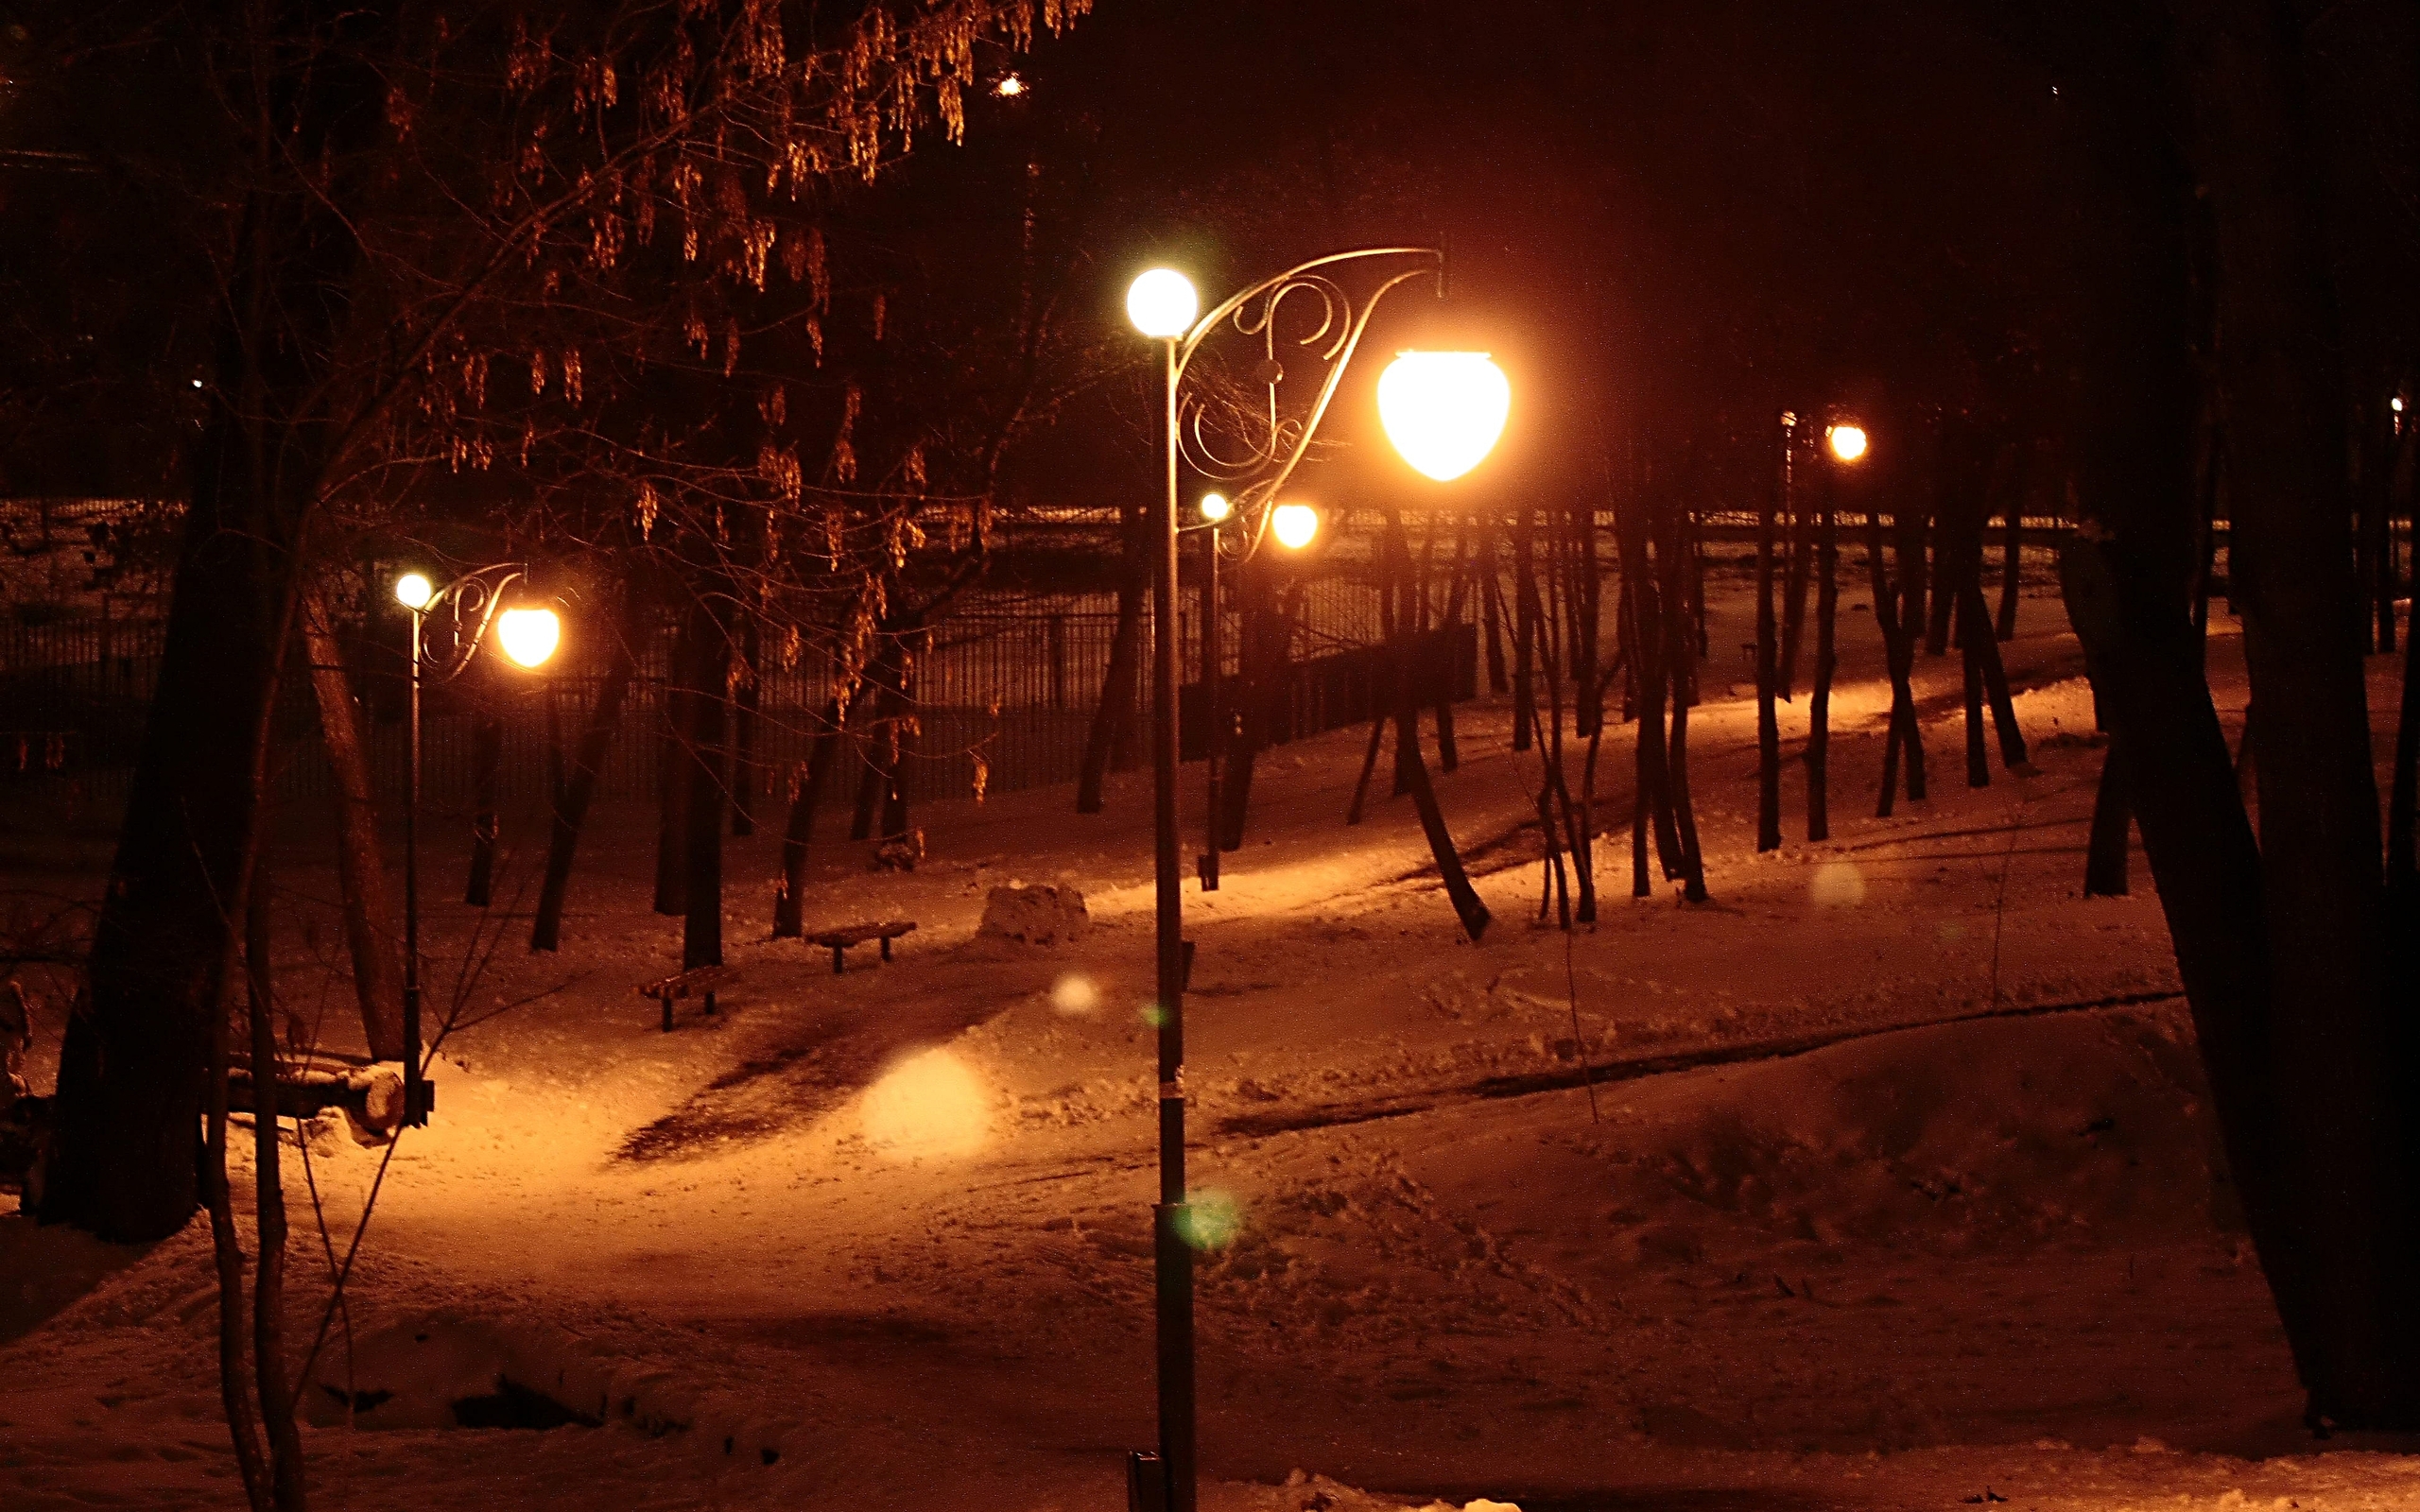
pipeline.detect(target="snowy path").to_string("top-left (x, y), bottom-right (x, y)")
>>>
top-left (14, 590), bottom-right (2420, 1509)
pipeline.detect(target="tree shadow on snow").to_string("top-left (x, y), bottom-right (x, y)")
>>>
top-left (0, 1210), bottom-right (156, 1347)
top-left (613, 959), bottom-right (1011, 1161)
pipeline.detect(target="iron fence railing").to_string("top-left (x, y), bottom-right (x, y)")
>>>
top-left (0, 576), bottom-right (1443, 819)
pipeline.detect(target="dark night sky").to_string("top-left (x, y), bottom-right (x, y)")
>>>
top-left (977, 0), bottom-right (2165, 507)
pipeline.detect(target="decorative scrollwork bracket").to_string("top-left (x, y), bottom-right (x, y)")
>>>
top-left (1169, 247), bottom-right (1443, 559)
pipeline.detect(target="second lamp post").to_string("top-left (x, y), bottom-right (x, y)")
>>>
top-left (390, 564), bottom-right (561, 1125)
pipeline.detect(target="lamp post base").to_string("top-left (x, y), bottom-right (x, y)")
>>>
top-left (1126, 1451), bottom-right (1167, 1512)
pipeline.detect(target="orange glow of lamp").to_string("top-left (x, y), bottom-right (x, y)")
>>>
top-left (1376, 352), bottom-right (1512, 482)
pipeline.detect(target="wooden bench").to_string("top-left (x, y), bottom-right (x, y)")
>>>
top-left (803, 919), bottom-right (916, 975)
top-left (638, 964), bottom-right (741, 1033)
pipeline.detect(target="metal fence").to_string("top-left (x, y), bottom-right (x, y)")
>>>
top-left (0, 574), bottom-right (1424, 822)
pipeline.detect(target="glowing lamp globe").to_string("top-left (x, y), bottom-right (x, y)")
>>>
top-left (1270, 503), bottom-right (1320, 550)
top-left (496, 608), bottom-right (562, 669)
top-left (1126, 268), bottom-right (1198, 340)
top-left (393, 572), bottom-right (434, 610)
top-left (1377, 352), bottom-right (1511, 483)
top-left (1827, 424), bottom-right (1869, 464)
top-left (1200, 491), bottom-right (1232, 523)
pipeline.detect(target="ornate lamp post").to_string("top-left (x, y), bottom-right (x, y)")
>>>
top-left (389, 564), bottom-right (561, 1125)
top-left (1121, 249), bottom-right (1510, 1512)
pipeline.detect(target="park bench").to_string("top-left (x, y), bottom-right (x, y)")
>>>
top-left (638, 964), bottom-right (741, 1033)
top-left (803, 919), bottom-right (917, 975)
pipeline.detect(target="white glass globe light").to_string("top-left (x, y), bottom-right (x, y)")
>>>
top-left (1376, 352), bottom-right (1512, 483)
top-left (1270, 503), bottom-right (1320, 550)
top-left (1827, 423), bottom-right (1869, 463)
top-left (1200, 491), bottom-right (1232, 522)
top-left (393, 572), bottom-right (434, 610)
top-left (1126, 267), bottom-right (1198, 339)
top-left (496, 607), bottom-right (562, 669)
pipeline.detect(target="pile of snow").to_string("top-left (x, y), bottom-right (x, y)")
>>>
top-left (1583, 1001), bottom-right (2235, 1263)
top-left (1227, 1472), bottom-right (1517, 1512)
top-left (977, 882), bottom-right (1089, 945)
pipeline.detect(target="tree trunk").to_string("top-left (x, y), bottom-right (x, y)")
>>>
top-left (1756, 429), bottom-right (1784, 850)
top-left (1619, 490), bottom-right (1684, 883)
top-left (1962, 607), bottom-right (1991, 787)
top-left (1997, 444), bottom-right (2029, 642)
top-left (1964, 584), bottom-right (2030, 769)
top-left (879, 639), bottom-right (916, 840)
top-left (1925, 504), bottom-right (1957, 657)
top-left (2061, 531), bottom-right (2309, 1414)
top-left (771, 696), bottom-right (847, 938)
top-left (1898, 492), bottom-right (1932, 660)
top-left (1219, 578), bottom-right (1290, 851)
top-left (1077, 531), bottom-right (1147, 814)
top-left (681, 596), bottom-right (728, 984)
top-left (42, 410), bottom-right (304, 1242)
top-left (2084, 737), bottom-right (2132, 897)
top-left (1512, 500), bottom-right (1536, 752)
top-left (1479, 520), bottom-right (1509, 695)
top-left (203, 941), bottom-right (269, 1511)
top-left (1780, 430), bottom-right (1812, 699)
top-left (2393, 561), bottom-right (2420, 885)
top-left (299, 585), bottom-right (404, 1060)
top-left (245, 859), bottom-right (305, 1512)
top-left (531, 607), bottom-right (638, 953)
top-left (1392, 650), bottom-right (1489, 941)
top-left (732, 620), bottom-right (761, 837)
top-left (1663, 506), bottom-right (1710, 902)
top-left (652, 627), bottom-right (688, 917)
top-left (1806, 475), bottom-right (1838, 842)
top-left (1868, 507), bottom-right (1927, 816)
top-left (2177, 0), bottom-right (2415, 1422)
top-left (464, 702), bottom-right (504, 907)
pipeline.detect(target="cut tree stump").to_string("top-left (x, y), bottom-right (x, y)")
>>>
top-left (638, 964), bottom-right (742, 1033)
top-left (803, 919), bottom-right (917, 975)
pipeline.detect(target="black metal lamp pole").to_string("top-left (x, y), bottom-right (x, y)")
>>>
top-left (1125, 248), bottom-right (1453, 1512)
top-left (1150, 335), bottom-right (1197, 1512)
top-left (402, 604), bottom-right (426, 1125)
top-left (392, 563), bottom-right (559, 1126)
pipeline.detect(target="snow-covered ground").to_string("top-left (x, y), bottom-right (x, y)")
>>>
top-left (10, 576), bottom-right (2420, 1510)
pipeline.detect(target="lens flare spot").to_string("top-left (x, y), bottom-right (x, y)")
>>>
top-left (1138, 1004), bottom-right (1170, 1030)
top-left (1809, 861), bottom-right (1867, 907)
top-left (1937, 920), bottom-right (1967, 943)
top-left (1176, 1190), bottom-right (1242, 1251)
top-left (1050, 973), bottom-right (1100, 1016)
top-left (859, 1048), bottom-right (990, 1160)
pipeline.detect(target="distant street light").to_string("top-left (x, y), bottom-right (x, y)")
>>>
top-left (391, 564), bottom-right (560, 1126)
top-left (1270, 502), bottom-right (1320, 550)
top-left (1826, 422), bottom-right (1869, 464)
top-left (1121, 246), bottom-right (1506, 1512)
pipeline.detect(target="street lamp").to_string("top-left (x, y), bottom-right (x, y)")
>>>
top-left (1826, 422), bottom-right (1869, 464)
top-left (1121, 247), bottom-right (1507, 1512)
top-left (391, 563), bottom-right (560, 1125)
top-left (1375, 351), bottom-right (1512, 483)
top-left (1270, 502), bottom-right (1320, 550)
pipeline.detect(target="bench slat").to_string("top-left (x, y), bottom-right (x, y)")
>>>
top-left (802, 919), bottom-right (917, 949)
top-left (636, 965), bottom-right (742, 1001)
